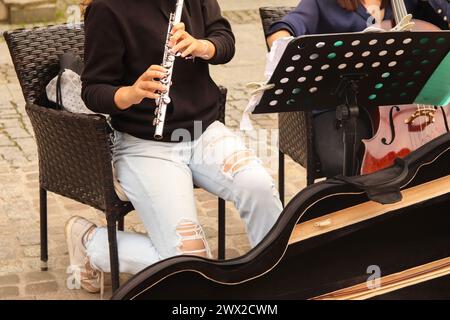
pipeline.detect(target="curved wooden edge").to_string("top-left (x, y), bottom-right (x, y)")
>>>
top-left (289, 174), bottom-right (450, 245)
top-left (311, 256), bottom-right (450, 300)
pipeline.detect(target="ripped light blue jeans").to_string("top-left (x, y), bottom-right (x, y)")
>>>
top-left (86, 121), bottom-right (283, 275)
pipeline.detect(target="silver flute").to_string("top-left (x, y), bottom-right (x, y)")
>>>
top-left (153, 0), bottom-right (185, 140)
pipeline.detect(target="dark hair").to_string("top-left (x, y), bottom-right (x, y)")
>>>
top-left (337, 0), bottom-right (388, 11)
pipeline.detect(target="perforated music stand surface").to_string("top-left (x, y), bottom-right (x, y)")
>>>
top-left (254, 31), bottom-right (450, 115)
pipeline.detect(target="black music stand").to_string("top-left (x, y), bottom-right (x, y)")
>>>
top-left (254, 31), bottom-right (450, 176)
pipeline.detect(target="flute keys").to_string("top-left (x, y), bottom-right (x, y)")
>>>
top-left (154, 0), bottom-right (184, 139)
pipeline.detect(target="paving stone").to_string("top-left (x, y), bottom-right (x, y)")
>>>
top-left (46, 235), bottom-right (67, 248)
top-left (25, 281), bottom-right (58, 295)
top-left (16, 138), bottom-right (37, 154)
top-left (123, 211), bottom-right (142, 225)
top-left (23, 246), bottom-right (41, 258)
top-left (47, 224), bottom-right (66, 235)
top-left (0, 234), bottom-right (14, 244)
top-left (22, 256), bottom-right (69, 273)
top-left (0, 119), bottom-right (22, 129)
top-left (35, 290), bottom-right (82, 300)
top-left (0, 165), bottom-right (10, 173)
top-left (195, 191), bottom-right (215, 202)
top-left (0, 274), bottom-right (19, 286)
top-left (201, 200), bottom-right (219, 210)
top-left (236, 244), bottom-right (252, 253)
top-left (52, 245), bottom-right (68, 256)
top-left (25, 181), bottom-right (39, 189)
top-left (225, 248), bottom-right (240, 259)
top-left (25, 271), bottom-right (55, 283)
top-left (0, 260), bottom-right (23, 274)
top-left (7, 208), bottom-right (34, 224)
top-left (63, 202), bottom-right (91, 211)
top-left (205, 209), bottom-right (218, 218)
top-left (227, 224), bottom-right (247, 235)
top-left (0, 247), bottom-right (15, 260)
top-left (130, 224), bottom-right (147, 235)
top-left (6, 127), bottom-right (31, 139)
top-left (32, 196), bottom-right (57, 208)
top-left (17, 232), bottom-right (40, 246)
top-left (0, 210), bottom-right (9, 228)
top-left (203, 226), bottom-right (217, 239)
top-left (8, 295), bottom-right (37, 300)
top-left (0, 173), bottom-right (22, 184)
top-left (0, 286), bottom-right (20, 299)
top-left (1, 148), bottom-right (28, 164)
top-left (231, 235), bottom-right (250, 247)
top-left (21, 165), bottom-right (38, 173)
top-left (24, 172), bottom-right (38, 181)
top-left (0, 135), bottom-right (14, 146)
top-left (9, 3), bottom-right (56, 25)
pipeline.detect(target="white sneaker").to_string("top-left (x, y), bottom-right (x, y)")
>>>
top-left (65, 216), bottom-right (101, 294)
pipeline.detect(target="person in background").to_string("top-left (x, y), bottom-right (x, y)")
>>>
top-left (267, 0), bottom-right (450, 177)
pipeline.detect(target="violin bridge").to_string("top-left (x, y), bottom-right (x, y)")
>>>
top-left (404, 108), bottom-right (436, 125)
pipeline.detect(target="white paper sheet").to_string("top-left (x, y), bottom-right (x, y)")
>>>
top-left (240, 36), bottom-right (294, 131)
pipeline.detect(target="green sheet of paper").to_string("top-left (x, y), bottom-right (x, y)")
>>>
top-left (415, 52), bottom-right (450, 106)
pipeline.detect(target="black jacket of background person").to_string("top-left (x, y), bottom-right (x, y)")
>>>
top-left (81, 0), bottom-right (235, 142)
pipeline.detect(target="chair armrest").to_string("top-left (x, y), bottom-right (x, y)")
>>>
top-left (26, 103), bottom-right (118, 212)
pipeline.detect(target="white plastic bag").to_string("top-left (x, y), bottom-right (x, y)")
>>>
top-left (46, 69), bottom-right (95, 115)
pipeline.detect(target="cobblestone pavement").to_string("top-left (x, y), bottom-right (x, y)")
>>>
top-left (0, 0), bottom-right (306, 300)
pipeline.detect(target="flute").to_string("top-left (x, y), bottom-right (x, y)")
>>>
top-left (153, 0), bottom-right (185, 140)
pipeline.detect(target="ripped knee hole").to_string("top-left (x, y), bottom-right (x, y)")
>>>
top-left (176, 221), bottom-right (211, 258)
top-left (222, 149), bottom-right (259, 176)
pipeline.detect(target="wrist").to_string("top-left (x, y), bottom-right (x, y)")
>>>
top-left (197, 39), bottom-right (213, 60)
top-left (114, 86), bottom-right (134, 110)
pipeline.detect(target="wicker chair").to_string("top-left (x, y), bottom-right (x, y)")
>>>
top-left (259, 7), bottom-right (325, 204)
top-left (3, 23), bottom-right (228, 293)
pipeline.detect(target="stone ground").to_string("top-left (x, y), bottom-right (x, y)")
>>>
top-left (0, 0), bottom-right (305, 300)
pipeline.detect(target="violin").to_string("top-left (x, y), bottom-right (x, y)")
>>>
top-left (361, 0), bottom-right (450, 175)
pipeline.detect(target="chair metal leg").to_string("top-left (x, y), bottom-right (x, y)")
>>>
top-left (218, 198), bottom-right (226, 260)
top-left (118, 217), bottom-right (125, 232)
top-left (307, 163), bottom-right (316, 186)
top-left (307, 175), bottom-right (315, 186)
top-left (107, 218), bottom-right (120, 292)
top-left (40, 187), bottom-right (48, 271)
top-left (279, 151), bottom-right (285, 207)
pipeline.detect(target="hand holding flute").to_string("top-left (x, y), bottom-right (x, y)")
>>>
top-left (114, 65), bottom-right (168, 110)
top-left (112, 27), bottom-right (215, 113)
top-left (169, 23), bottom-right (215, 60)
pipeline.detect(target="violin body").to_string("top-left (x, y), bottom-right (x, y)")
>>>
top-left (361, 105), bottom-right (450, 175)
top-left (112, 134), bottom-right (450, 300)
top-left (362, 12), bottom-right (450, 175)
